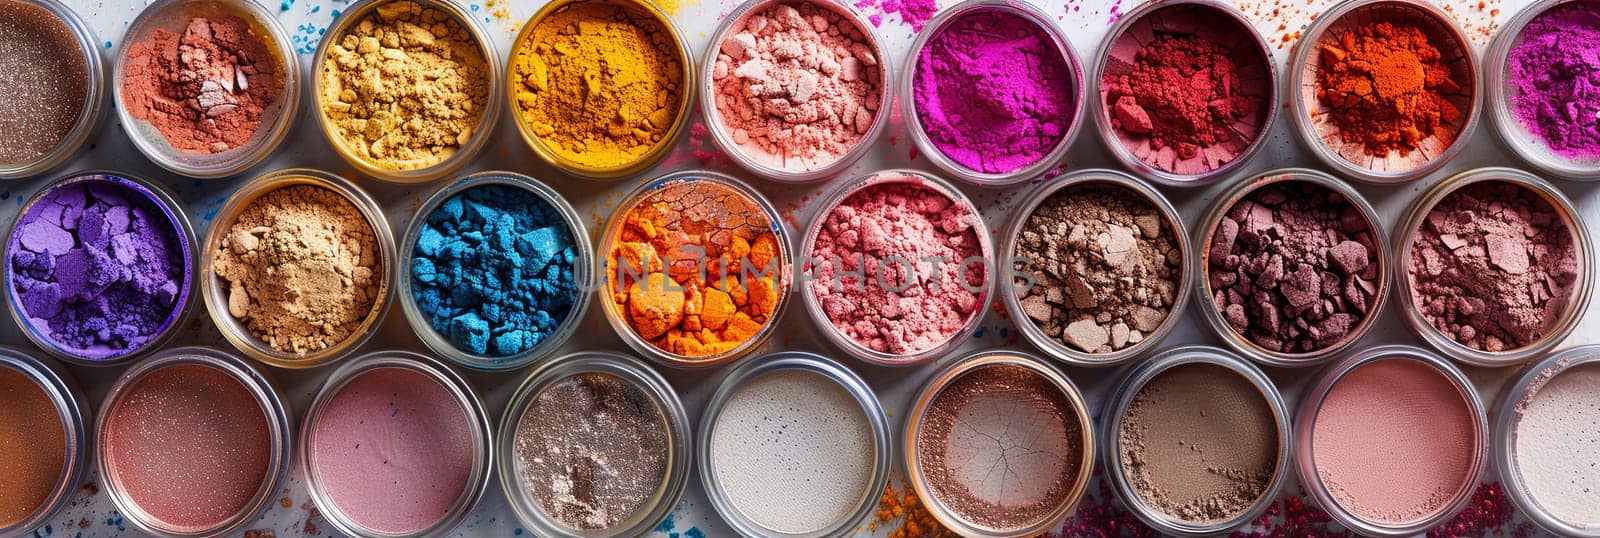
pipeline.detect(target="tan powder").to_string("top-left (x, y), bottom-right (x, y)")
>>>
top-left (214, 185), bottom-right (381, 355)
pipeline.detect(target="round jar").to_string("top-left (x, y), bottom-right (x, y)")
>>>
top-left (1089, 0), bottom-right (1277, 187)
top-left (1288, 0), bottom-right (1479, 184)
top-left (299, 351), bottom-right (492, 538)
top-left (0, 348), bottom-right (89, 537)
top-left (701, 0), bottom-right (892, 182)
top-left (1294, 345), bottom-right (1486, 536)
top-left (309, 0), bottom-right (500, 183)
top-left (900, 0), bottom-right (1084, 186)
top-left (497, 351), bottom-right (691, 538)
top-left (697, 351), bottom-right (891, 538)
top-left (3, 171), bottom-right (197, 366)
top-left (597, 170), bottom-right (791, 368)
top-left (1000, 169), bottom-right (1189, 366)
top-left (95, 346), bottom-right (291, 537)
top-left (200, 168), bottom-right (394, 369)
top-left (113, 0), bottom-right (298, 178)
top-left (1394, 167), bottom-right (1592, 367)
top-left (1485, 0), bottom-right (1600, 180)
top-left (1495, 345), bottom-right (1600, 536)
top-left (398, 171), bottom-right (593, 371)
top-left (1194, 168), bottom-right (1388, 367)
top-left (0, 0), bottom-right (103, 179)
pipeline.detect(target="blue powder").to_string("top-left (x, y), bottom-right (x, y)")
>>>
top-left (410, 184), bottom-right (578, 356)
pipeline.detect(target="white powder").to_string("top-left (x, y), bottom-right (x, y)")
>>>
top-left (710, 369), bottom-right (876, 534)
top-left (1516, 363), bottom-right (1600, 527)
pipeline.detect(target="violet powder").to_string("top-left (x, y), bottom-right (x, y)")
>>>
top-left (1508, 0), bottom-right (1600, 159)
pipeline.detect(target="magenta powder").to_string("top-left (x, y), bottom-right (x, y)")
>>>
top-left (912, 7), bottom-right (1075, 174)
top-left (1507, 0), bottom-right (1600, 159)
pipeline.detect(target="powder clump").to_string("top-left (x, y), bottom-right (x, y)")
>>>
top-left (1506, 1), bottom-right (1600, 159)
top-left (0, 0), bottom-right (89, 167)
top-left (120, 15), bottom-right (284, 154)
top-left (1315, 22), bottom-right (1467, 157)
top-left (1104, 33), bottom-right (1263, 174)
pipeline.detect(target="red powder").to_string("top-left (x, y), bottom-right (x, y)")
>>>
top-left (120, 16), bottom-right (283, 154)
top-left (1103, 34), bottom-right (1260, 164)
top-left (1314, 22), bottom-right (1465, 156)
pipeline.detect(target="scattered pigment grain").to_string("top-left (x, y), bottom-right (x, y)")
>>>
top-left (0, 365), bottom-right (66, 528)
top-left (104, 363), bottom-right (271, 532)
top-left (1012, 184), bottom-right (1179, 354)
top-left (1407, 181), bottom-right (1578, 352)
top-left (710, 1), bottom-right (883, 172)
top-left (120, 11), bottom-right (285, 154)
top-left (1119, 363), bottom-right (1278, 524)
top-left (1506, 1), bottom-right (1600, 160)
top-left (319, 0), bottom-right (490, 171)
top-left (511, 0), bottom-right (684, 171)
top-left (513, 372), bottom-right (669, 530)
top-left (411, 184), bottom-right (578, 357)
top-left (916, 362), bottom-right (1084, 532)
top-left (1514, 361), bottom-right (1600, 527)
top-left (1312, 358), bottom-right (1478, 525)
top-left (310, 366), bottom-right (473, 535)
top-left (213, 184), bottom-right (381, 356)
top-left (806, 174), bottom-right (985, 357)
top-left (1206, 180), bottom-right (1380, 355)
top-left (1101, 5), bottom-right (1270, 176)
top-left (0, 0), bottom-right (89, 167)
top-left (8, 175), bottom-right (191, 361)
top-left (911, 7), bottom-right (1076, 174)
top-left (605, 178), bottom-right (784, 360)
top-left (710, 369), bottom-right (875, 534)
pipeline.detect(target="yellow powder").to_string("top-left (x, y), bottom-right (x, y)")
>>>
top-left (319, 1), bottom-right (490, 171)
top-left (512, 0), bottom-right (684, 171)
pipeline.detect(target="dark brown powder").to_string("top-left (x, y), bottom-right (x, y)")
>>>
top-left (0, 365), bottom-right (66, 528)
top-left (0, 0), bottom-right (89, 166)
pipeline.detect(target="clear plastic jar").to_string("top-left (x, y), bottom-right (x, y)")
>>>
top-left (396, 171), bottom-right (594, 371)
top-left (199, 168), bottom-right (394, 369)
top-left (1484, 0), bottom-right (1600, 181)
top-left (700, 0), bottom-right (892, 183)
top-left (1089, 0), bottom-right (1278, 187)
top-left (112, 0), bottom-right (299, 179)
top-left (0, 347), bottom-right (90, 538)
top-left (0, 0), bottom-right (104, 180)
top-left (1288, 0), bottom-right (1480, 184)
top-left (1393, 167), bottom-right (1592, 367)
top-left (1494, 345), bottom-right (1600, 537)
top-left (497, 351), bottom-right (691, 538)
top-left (999, 169), bottom-right (1190, 366)
top-left (898, 0), bottom-right (1084, 186)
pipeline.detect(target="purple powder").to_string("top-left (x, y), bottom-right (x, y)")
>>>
top-left (912, 7), bottom-right (1076, 175)
top-left (7, 174), bottom-right (190, 360)
top-left (1507, 0), bottom-right (1600, 159)
top-left (854, 0), bottom-right (937, 31)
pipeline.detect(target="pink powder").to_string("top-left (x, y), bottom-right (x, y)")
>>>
top-left (710, 1), bottom-right (883, 172)
top-left (805, 173), bottom-right (987, 357)
top-left (310, 367), bottom-right (474, 535)
top-left (1311, 358), bottom-right (1478, 525)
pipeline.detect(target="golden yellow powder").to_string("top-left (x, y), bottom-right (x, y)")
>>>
top-left (512, 0), bottom-right (684, 172)
top-left (319, 1), bottom-right (490, 171)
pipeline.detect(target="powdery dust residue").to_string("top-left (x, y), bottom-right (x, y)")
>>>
top-left (1230, 0), bottom-right (1332, 50)
top-left (853, 0), bottom-right (939, 32)
top-left (1438, 0), bottom-right (1503, 46)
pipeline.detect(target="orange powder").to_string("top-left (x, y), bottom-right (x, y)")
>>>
top-left (1314, 22), bottom-right (1466, 156)
top-left (0, 365), bottom-right (67, 528)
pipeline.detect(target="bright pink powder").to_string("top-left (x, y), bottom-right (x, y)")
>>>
top-left (805, 173), bottom-right (987, 357)
top-left (311, 367), bottom-right (474, 535)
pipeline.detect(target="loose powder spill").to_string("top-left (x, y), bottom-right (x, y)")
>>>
top-left (912, 7), bottom-right (1075, 174)
top-left (105, 363), bottom-right (271, 532)
top-left (1514, 362), bottom-right (1600, 527)
top-left (120, 13), bottom-right (284, 154)
top-left (512, 0), bottom-right (684, 170)
top-left (1119, 363), bottom-right (1278, 524)
top-left (214, 184), bottom-right (380, 356)
top-left (1407, 181), bottom-right (1578, 352)
top-left (710, 369), bottom-right (875, 534)
top-left (0, 0), bottom-right (89, 167)
top-left (806, 175), bottom-right (985, 357)
top-left (1011, 183), bottom-right (1179, 354)
top-left (411, 184), bottom-right (578, 357)
top-left (605, 179), bottom-right (783, 359)
top-left (1311, 358), bottom-right (1477, 525)
top-left (916, 362), bottom-right (1083, 532)
top-left (1506, 1), bottom-right (1600, 159)
top-left (711, 1), bottom-right (883, 172)
top-left (8, 176), bottom-right (190, 360)
top-left (1206, 180), bottom-right (1380, 355)
top-left (514, 372), bottom-right (669, 530)
top-left (319, 0), bottom-right (489, 171)
top-left (1312, 18), bottom-right (1471, 166)
top-left (0, 365), bottom-right (66, 528)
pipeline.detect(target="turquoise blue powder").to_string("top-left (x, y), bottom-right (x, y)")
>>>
top-left (410, 184), bottom-right (578, 356)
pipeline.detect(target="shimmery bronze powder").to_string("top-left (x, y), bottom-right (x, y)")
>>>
top-left (915, 363), bottom-right (1084, 531)
top-left (0, 0), bottom-right (89, 166)
top-left (0, 365), bottom-right (66, 528)
top-left (1118, 363), bottom-right (1278, 523)
top-left (514, 372), bottom-right (669, 531)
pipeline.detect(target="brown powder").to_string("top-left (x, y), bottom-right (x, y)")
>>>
top-left (0, 365), bottom-right (67, 528)
top-left (213, 185), bottom-right (380, 355)
top-left (0, 0), bottom-right (89, 166)
top-left (120, 13), bottom-right (284, 154)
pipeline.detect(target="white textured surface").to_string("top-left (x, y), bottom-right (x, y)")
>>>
top-left (1515, 363), bottom-right (1600, 527)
